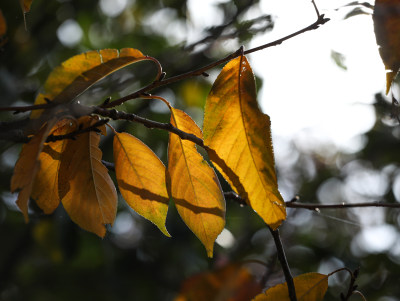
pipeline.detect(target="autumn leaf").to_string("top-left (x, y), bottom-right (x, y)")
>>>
top-left (203, 55), bottom-right (286, 230)
top-left (373, 0), bottom-right (400, 94)
top-left (113, 131), bottom-right (170, 237)
top-left (11, 119), bottom-right (57, 222)
top-left (175, 264), bottom-right (262, 301)
top-left (168, 107), bottom-right (225, 258)
top-left (31, 48), bottom-right (149, 118)
top-left (31, 119), bottom-right (77, 214)
top-left (20, 0), bottom-right (34, 13)
top-left (58, 116), bottom-right (117, 237)
top-left (0, 9), bottom-right (6, 37)
top-left (253, 273), bottom-right (328, 301)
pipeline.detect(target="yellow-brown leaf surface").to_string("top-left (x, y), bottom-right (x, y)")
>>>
top-left (373, 0), bottom-right (400, 94)
top-left (203, 55), bottom-right (286, 230)
top-left (20, 0), bottom-right (34, 13)
top-left (11, 120), bottom-right (56, 222)
top-left (168, 108), bottom-right (225, 257)
top-left (58, 116), bottom-right (117, 237)
top-left (31, 48), bottom-right (148, 118)
top-left (31, 120), bottom-right (77, 214)
top-left (175, 264), bottom-right (262, 301)
top-left (253, 273), bottom-right (328, 301)
top-left (113, 132), bottom-right (170, 237)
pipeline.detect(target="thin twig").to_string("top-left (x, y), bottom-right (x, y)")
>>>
top-left (268, 227), bottom-right (297, 301)
top-left (287, 201), bottom-right (400, 210)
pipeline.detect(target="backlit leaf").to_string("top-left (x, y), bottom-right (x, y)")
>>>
top-left (58, 116), bottom-right (117, 237)
top-left (31, 119), bottom-right (77, 214)
top-left (203, 55), bottom-right (286, 230)
top-left (373, 0), bottom-right (400, 94)
top-left (253, 273), bottom-right (328, 301)
top-left (113, 131), bottom-right (170, 237)
top-left (168, 108), bottom-right (225, 257)
top-left (11, 119), bottom-right (57, 222)
top-left (31, 48), bottom-right (148, 118)
top-left (175, 264), bottom-right (262, 301)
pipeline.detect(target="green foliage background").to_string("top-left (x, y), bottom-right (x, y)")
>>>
top-left (0, 0), bottom-right (399, 300)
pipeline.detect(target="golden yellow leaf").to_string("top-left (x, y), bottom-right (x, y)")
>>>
top-left (253, 273), bottom-right (328, 301)
top-left (175, 264), bottom-right (262, 301)
top-left (113, 131), bottom-right (170, 237)
top-left (373, 0), bottom-right (400, 94)
top-left (168, 108), bottom-right (225, 257)
top-left (58, 116), bottom-right (117, 237)
top-left (11, 120), bottom-right (57, 222)
top-left (203, 55), bottom-right (286, 230)
top-left (31, 119), bottom-right (77, 214)
top-left (31, 48), bottom-right (148, 118)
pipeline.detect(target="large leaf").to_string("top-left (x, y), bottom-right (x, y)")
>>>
top-left (113, 131), bottom-right (170, 237)
top-left (253, 273), bottom-right (328, 301)
top-left (203, 55), bottom-right (286, 230)
top-left (31, 119), bottom-right (77, 214)
top-left (58, 116), bottom-right (117, 237)
top-left (168, 108), bottom-right (225, 257)
top-left (373, 0), bottom-right (400, 94)
top-left (11, 119), bottom-right (56, 222)
top-left (31, 48), bottom-right (148, 118)
top-left (175, 264), bottom-right (262, 301)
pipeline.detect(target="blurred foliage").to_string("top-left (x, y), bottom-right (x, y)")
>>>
top-left (1, 0), bottom-right (400, 300)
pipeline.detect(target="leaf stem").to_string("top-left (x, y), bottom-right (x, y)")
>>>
top-left (268, 227), bottom-right (297, 301)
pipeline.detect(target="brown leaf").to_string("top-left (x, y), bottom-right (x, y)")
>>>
top-left (31, 119), bottom-right (77, 214)
top-left (203, 55), bottom-right (286, 230)
top-left (58, 116), bottom-right (117, 237)
top-left (20, 0), bottom-right (34, 13)
top-left (175, 264), bottom-right (262, 301)
top-left (11, 120), bottom-right (57, 222)
top-left (373, 0), bottom-right (400, 94)
top-left (113, 131), bottom-right (170, 237)
top-left (168, 108), bottom-right (225, 257)
top-left (0, 9), bottom-right (6, 37)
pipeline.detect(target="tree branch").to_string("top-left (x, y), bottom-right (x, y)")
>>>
top-left (268, 227), bottom-right (297, 301)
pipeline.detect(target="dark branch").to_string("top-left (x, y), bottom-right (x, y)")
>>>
top-left (268, 227), bottom-right (297, 301)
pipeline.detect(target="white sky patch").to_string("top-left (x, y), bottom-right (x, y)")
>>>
top-left (353, 225), bottom-right (398, 254)
top-left (99, 0), bottom-right (128, 18)
top-left (57, 19), bottom-right (83, 47)
top-left (216, 228), bottom-right (235, 248)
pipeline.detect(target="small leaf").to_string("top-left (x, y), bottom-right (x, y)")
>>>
top-left (373, 0), bottom-right (400, 94)
top-left (11, 119), bottom-right (57, 222)
top-left (253, 273), bottom-right (328, 301)
top-left (175, 264), bottom-right (262, 301)
top-left (203, 55), bottom-right (286, 230)
top-left (58, 116), bottom-right (117, 237)
top-left (31, 48), bottom-right (148, 118)
top-left (31, 120), bottom-right (77, 214)
top-left (20, 0), bottom-right (34, 13)
top-left (113, 131), bottom-right (170, 237)
top-left (168, 108), bottom-right (225, 257)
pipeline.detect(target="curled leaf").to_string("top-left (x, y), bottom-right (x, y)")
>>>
top-left (203, 55), bottom-right (286, 229)
top-left (113, 131), bottom-right (170, 237)
top-left (11, 119), bottom-right (57, 222)
top-left (168, 108), bottom-right (225, 257)
top-left (31, 48), bottom-right (149, 118)
top-left (58, 116), bottom-right (117, 237)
